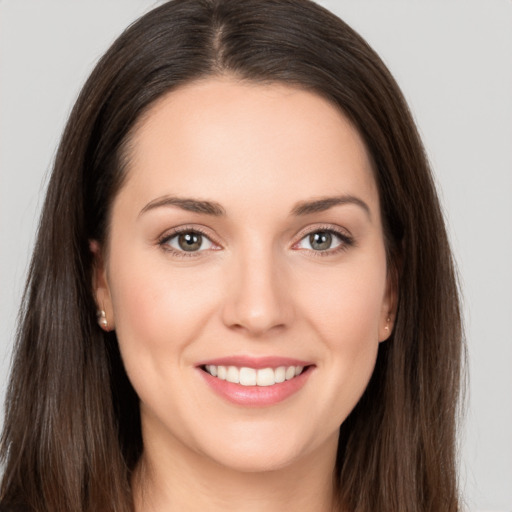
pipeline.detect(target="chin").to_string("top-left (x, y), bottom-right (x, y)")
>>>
top-left (196, 424), bottom-right (325, 474)
top-left (208, 447), bottom-right (303, 474)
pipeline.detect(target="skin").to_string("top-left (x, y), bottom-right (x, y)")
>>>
top-left (93, 77), bottom-right (396, 512)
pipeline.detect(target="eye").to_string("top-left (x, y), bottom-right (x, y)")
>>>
top-left (160, 229), bottom-right (216, 255)
top-left (294, 228), bottom-right (353, 254)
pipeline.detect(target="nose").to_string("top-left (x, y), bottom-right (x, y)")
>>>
top-left (221, 245), bottom-right (294, 337)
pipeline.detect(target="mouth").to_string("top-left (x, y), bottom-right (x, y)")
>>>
top-left (197, 358), bottom-right (314, 406)
top-left (201, 364), bottom-right (308, 387)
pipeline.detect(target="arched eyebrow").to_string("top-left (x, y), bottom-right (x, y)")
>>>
top-left (139, 196), bottom-right (226, 216)
top-left (290, 195), bottom-right (371, 219)
top-left (139, 194), bottom-right (371, 219)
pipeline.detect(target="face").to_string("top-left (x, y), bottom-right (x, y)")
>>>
top-left (93, 78), bottom-right (395, 474)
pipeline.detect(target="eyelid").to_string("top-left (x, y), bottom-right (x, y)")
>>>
top-left (157, 225), bottom-right (222, 257)
top-left (292, 223), bottom-right (353, 245)
top-left (291, 223), bottom-right (354, 254)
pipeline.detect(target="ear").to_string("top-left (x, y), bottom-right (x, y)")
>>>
top-left (378, 264), bottom-right (398, 342)
top-left (89, 240), bottom-right (115, 331)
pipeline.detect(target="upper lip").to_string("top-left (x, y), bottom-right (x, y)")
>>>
top-left (196, 355), bottom-right (314, 369)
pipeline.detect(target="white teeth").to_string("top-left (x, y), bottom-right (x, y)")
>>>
top-left (285, 366), bottom-right (296, 380)
top-left (217, 365), bottom-right (227, 380)
top-left (275, 366), bottom-right (286, 383)
top-left (226, 366), bottom-right (239, 383)
top-left (205, 364), bottom-right (305, 386)
top-left (256, 368), bottom-right (275, 386)
top-left (239, 367), bottom-right (257, 386)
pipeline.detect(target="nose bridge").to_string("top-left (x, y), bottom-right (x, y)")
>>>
top-left (222, 235), bottom-right (293, 336)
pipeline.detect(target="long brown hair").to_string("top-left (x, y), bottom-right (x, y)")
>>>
top-left (0, 0), bottom-right (464, 510)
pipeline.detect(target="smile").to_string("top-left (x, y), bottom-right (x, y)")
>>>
top-left (203, 365), bottom-right (305, 387)
top-left (198, 357), bottom-right (314, 406)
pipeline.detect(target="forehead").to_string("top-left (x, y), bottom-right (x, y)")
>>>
top-left (118, 77), bottom-right (379, 217)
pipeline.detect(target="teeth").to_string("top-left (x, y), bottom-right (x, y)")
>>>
top-left (205, 365), bottom-right (304, 386)
top-left (285, 366), bottom-right (296, 380)
top-left (275, 366), bottom-right (286, 383)
top-left (226, 366), bottom-right (239, 384)
top-left (217, 365), bottom-right (227, 380)
top-left (239, 367), bottom-right (257, 386)
top-left (256, 368), bottom-right (275, 387)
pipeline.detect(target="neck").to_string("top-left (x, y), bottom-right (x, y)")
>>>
top-left (132, 427), bottom-right (340, 512)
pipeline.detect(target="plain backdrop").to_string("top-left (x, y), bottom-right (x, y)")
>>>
top-left (0, 1), bottom-right (511, 510)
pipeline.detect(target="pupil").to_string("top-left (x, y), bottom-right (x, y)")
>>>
top-left (310, 231), bottom-right (331, 251)
top-left (178, 232), bottom-right (202, 251)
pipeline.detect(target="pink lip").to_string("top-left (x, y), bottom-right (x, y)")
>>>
top-left (196, 357), bottom-right (315, 407)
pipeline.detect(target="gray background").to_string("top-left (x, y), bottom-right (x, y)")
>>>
top-left (1, 1), bottom-right (511, 510)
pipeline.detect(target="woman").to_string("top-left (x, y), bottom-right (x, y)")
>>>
top-left (0, 0), bottom-right (464, 510)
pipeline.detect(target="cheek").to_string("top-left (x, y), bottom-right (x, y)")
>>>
top-left (106, 248), bottom-right (220, 376)
top-left (297, 255), bottom-right (387, 341)
top-left (293, 250), bottom-right (387, 408)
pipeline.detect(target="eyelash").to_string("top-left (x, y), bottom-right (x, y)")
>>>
top-left (157, 225), bottom-right (216, 259)
top-left (157, 224), bottom-right (354, 259)
top-left (293, 225), bottom-right (354, 258)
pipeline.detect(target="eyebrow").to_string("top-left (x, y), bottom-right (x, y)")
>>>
top-left (290, 195), bottom-right (371, 218)
top-left (139, 196), bottom-right (226, 217)
top-left (139, 194), bottom-right (371, 219)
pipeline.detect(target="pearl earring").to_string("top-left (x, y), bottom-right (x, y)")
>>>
top-left (384, 316), bottom-right (391, 331)
top-left (97, 310), bottom-right (108, 330)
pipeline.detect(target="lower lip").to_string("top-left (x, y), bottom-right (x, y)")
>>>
top-left (198, 366), bottom-right (313, 407)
